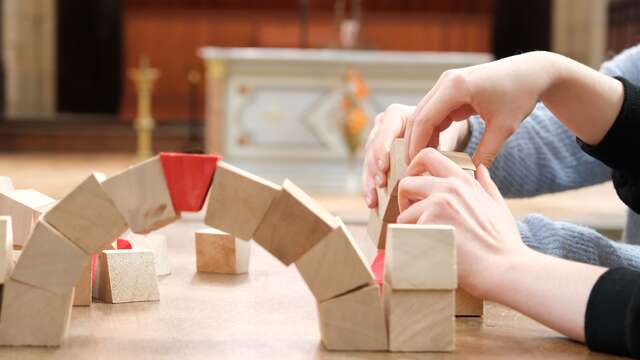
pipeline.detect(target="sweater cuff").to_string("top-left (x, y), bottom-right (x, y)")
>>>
top-left (577, 76), bottom-right (640, 171)
top-left (464, 116), bottom-right (485, 155)
top-left (585, 267), bottom-right (640, 357)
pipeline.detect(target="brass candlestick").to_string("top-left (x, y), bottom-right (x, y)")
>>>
top-left (129, 56), bottom-right (160, 160)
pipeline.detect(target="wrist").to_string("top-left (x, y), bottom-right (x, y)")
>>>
top-left (480, 247), bottom-right (545, 304)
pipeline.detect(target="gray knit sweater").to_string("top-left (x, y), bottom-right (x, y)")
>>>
top-left (465, 45), bottom-right (640, 270)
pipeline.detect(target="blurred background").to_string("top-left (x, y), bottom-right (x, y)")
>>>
top-left (0, 0), bottom-right (635, 237)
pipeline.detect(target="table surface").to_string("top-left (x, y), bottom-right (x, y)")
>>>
top-left (0, 220), bottom-right (625, 360)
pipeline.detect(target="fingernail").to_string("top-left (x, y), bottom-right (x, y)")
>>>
top-left (374, 175), bottom-right (382, 186)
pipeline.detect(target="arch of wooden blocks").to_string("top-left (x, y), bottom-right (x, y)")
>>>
top-left (0, 150), bottom-right (475, 352)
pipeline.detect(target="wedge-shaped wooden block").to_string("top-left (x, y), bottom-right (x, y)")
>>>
top-left (195, 228), bottom-right (250, 274)
top-left (159, 152), bottom-right (222, 212)
top-left (0, 189), bottom-right (55, 246)
top-left (12, 220), bottom-right (89, 296)
top-left (318, 284), bottom-right (388, 351)
top-left (441, 151), bottom-right (476, 171)
top-left (73, 261), bottom-right (92, 306)
top-left (253, 179), bottom-right (338, 265)
top-left (205, 161), bottom-right (281, 241)
top-left (295, 218), bottom-right (374, 302)
top-left (93, 249), bottom-right (159, 303)
top-left (124, 231), bottom-right (172, 276)
top-left (376, 187), bottom-right (399, 222)
top-left (0, 278), bottom-right (74, 346)
top-left (387, 138), bottom-right (407, 196)
top-left (385, 224), bottom-right (456, 290)
top-left (366, 209), bottom-right (388, 250)
top-left (101, 156), bottom-right (180, 234)
top-left (455, 288), bottom-right (483, 317)
top-left (0, 177), bottom-right (13, 194)
top-left (0, 217), bottom-right (13, 283)
top-left (384, 286), bottom-right (454, 352)
top-left (44, 172), bottom-right (129, 255)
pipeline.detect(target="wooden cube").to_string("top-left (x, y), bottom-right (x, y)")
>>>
top-left (384, 286), bottom-right (454, 352)
top-left (387, 138), bottom-right (407, 196)
top-left (0, 217), bottom-right (12, 284)
top-left (0, 278), bottom-right (74, 346)
top-left (441, 151), bottom-right (476, 171)
top-left (195, 228), bottom-right (250, 274)
top-left (124, 231), bottom-right (172, 276)
top-left (317, 284), bottom-right (388, 351)
top-left (295, 218), bottom-right (374, 302)
top-left (0, 189), bottom-right (55, 246)
top-left (366, 209), bottom-right (389, 250)
top-left (204, 161), bottom-right (281, 241)
top-left (0, 176), bottom-right (13, 193)
top-left (376, 187), bottom-right (399, 222)
top-left (73, 261), bottom-right (92, 306)
top-left (455, 288), bottom-right (484, 317)
top-left (253, 179), bottom-right (338, 265)
top-left (44, 172), bottom-right (128, 255)
top-left (93, 249), bottom-right (159, 303)
top-left (385, 224), bottom-right (456, 290)
top-left (101, 156), bottom-right (180, 234)
top-left (12, 220), bottom-right (89, 296)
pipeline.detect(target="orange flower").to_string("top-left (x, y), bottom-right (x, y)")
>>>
top-left (346, 108), bottom-right (368, 136)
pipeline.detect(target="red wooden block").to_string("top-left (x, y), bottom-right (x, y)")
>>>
top-left (116, 238), bottom-right (132, 250)
top-left (371, 249), bottom-right (385, 285)
top-left (159, 152), bottom-right (222, 212)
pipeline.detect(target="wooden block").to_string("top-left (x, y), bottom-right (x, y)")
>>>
top-left (195, 228), bottom-right (250, 274)
top-left (253, 179), bottom-right (338, 265)
top-left (0, 189), bottom-right (55, 246)
top-left (0, 177), bottom-right (13, 194)
top-left (384, 286), bottom-right (454, 352)
top-left (73, 261), bottom-right (92, 306)
top-left (317, 284), bottom-right (388, 351)
top-left (455, 288), bottom-right (484, 317)
top-left (159, 152), bottom-right (222, 212)
top-left (371, 249), bottom-right (385, 286)
top-left (124, 231), bottom-right (171, 275)
top-left (93, 249), bottom-right (159, 303)
top-left (385, 224), bottom-right (456, 290)
top-left (441, 151), bottom-right (476, 171)
top-left (204, 161), bottom-right (281, 241)
top-left (44, 172), bottom-right (129, 255)
top-left (101, 156), bottom-right (180, 234)
top-left (12, 220), bottom-right (89, 296)
top-left (0, 278), bottom-right (74, 346)
top-left (376, 187), bottom-right (399, 222)
top-left (366, 209), bottom-right (388, 250)
top-left (295, 218), bottom-right (374, 302)
top-left (0, 217), bottom-right (13, 284)
top-left (387, 138), bottom-right (407, 196)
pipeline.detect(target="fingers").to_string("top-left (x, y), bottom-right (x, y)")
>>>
top-left (369, 104), bottom-right (413, 189)
top-left (406, 148), bottom-right (465, 178)
top-left (475, 164), bottom-right (503, 204)
top-left (472, 121), bottom-right (516, 167)
top-left (396, 175), bottom-right (448, 212)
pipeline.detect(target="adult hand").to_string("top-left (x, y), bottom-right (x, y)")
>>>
top-left (362, 104), bottom-right (470, 208)
top-left (397, 148), bottom-right (528, 297)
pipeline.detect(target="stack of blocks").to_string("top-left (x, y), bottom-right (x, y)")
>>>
top-left (367, 138), bottom-right (484, 317)
top-left (0, 152), bottom-right (221, 346)
top-left (384, 224), bottom-right (456, 351)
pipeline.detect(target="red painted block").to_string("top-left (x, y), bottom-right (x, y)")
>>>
top-left (159, 152), bottom-right (222, 212)
top-left (116, 238), bottom-right (132, 250)
top-left (371, 249), bottom-right (385, 285)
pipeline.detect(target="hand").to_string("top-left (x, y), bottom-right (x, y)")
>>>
top-left (396, 148), bottom-right (529, 298)
top-left (362, 104), bottom-right (470, 208)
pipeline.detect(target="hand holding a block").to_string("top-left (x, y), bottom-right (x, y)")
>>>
top-left (397, 147), bottom-right (525, 297)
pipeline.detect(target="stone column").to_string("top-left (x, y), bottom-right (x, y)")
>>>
top-left (3, 0), bottom-right (56, 118)
top-left (552, 0), bottom-right (609, 68)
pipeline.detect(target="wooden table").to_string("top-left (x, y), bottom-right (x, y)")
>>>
top-left (0, 220), bottom-right (625, 359)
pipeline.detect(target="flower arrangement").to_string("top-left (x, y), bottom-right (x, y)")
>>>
top-left (341, 69), bottom-right (369, 157)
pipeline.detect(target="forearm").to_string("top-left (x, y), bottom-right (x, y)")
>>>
top-left (541, 52), bottom-right (624, 146)
top-left (489, 251), bottom-right (606, 342)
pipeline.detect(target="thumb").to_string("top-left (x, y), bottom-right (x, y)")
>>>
top-left (475, 164), bottom-right (503, 204)
top-left (472, 123), bottom-right (512, 167)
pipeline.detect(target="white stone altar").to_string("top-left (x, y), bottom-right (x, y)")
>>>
top-left (199, 47), bottom-right (492, 192)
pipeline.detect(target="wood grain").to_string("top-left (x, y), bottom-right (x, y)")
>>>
top-left (295, 218), bottom-right (374, 302)
top-left (101, 156), bottom-right (179, 234)
top-left (44, 172), bottom-right (128, 255)
top-left (387, 139), bottom-right (407, 197)
top-left (317, 284), bottom-right (388, 351)
top-left (204, 161), bottom-right (281, 241)
top-left (385, 224), bottom-right (456, 290)
top-left (195, 228), bottom-right (250, 274)
top-left (456, 288), bottom-right (484, 317)
top-left (73, 262), bottom-right (92, 307)
top-left (0, 189), bottom-right (55, 246)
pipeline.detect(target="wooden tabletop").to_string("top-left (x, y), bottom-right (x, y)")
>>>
top-left (0, 220), bottom-right (625, 359)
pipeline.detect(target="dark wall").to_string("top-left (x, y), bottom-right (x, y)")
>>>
top-left (492, 0), bottom-right (551, 59)
top-left (57, 0), bottom-right (122, 114)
